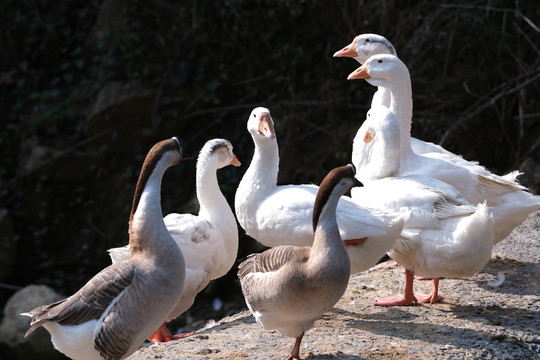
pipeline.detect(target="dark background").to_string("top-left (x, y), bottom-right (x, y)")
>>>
top-left (1, 0), bottom-right (539, 346)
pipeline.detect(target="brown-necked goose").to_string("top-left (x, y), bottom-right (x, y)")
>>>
top-left (22, 137), bottom-right (185, 360)
top-left (108, 138), bottom-right (240, 342)
top-left (238, 164), bottom-right (361, 360)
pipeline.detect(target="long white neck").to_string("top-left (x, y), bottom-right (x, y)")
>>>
top-left (387, 72), bottom-right (413, 157)
top-left (196, 158), bottom-right (236, 235)
top-left (239, 136), bottom-right (279, 196)
top-left (371, 87), bottom-right (391, 108)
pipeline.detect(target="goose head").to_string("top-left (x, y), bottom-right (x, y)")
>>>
top-left (347, 54), bottom-right (407, 90)
top-left (247, 107), bottom-right (276, 140)
top-left (199, 138), bottom-right (241, 170)
top-left (139, 136), bottom-right (183, 177)
top-left (333, 33), bottom-right (396, 64)
top-left (313, 164), bottom-right (363, 231)
top-left (353, 106), bottom-right (401, 181)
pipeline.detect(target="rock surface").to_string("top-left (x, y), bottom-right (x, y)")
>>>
top-left (0, 285), bottom-right (66, 360)
top-left (127, 211), bottom-right (540, 360)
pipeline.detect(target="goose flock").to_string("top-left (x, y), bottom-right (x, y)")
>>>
top-left (22, 33), bottom-right (540, 360)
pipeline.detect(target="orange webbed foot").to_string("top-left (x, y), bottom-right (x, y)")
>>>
top-left (147, 322), bottom-right (175, 343)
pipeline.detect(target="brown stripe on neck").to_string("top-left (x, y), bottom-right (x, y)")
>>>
top-left (312, 165), bottom-right (355, 232)
top-left (129, 139), bottom-right (181, 222)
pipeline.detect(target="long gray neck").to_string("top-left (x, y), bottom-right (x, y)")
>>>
top-left (129, 157), bottom-right (173, 255)
top-left (311, 194), bottom-right (349, 275)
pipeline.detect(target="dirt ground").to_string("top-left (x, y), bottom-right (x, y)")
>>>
top-left (127, 211), bottom-right (540, 360)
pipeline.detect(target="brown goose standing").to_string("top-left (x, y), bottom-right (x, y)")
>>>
top-left (108, 138), bottom-right (241, 342)
top-left (21, 137), bottom-right (186, 360)
top-left (238, 164), bottom-right (361, 360)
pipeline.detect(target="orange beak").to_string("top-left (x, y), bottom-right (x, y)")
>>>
top-left (333, 38), bottom-right (358, 58)
top-left (259, 112), bottom-right (276, 139)
top-left (347, 61), bottom-right (371, 80)
top-left (230, 153), bottom-right (241, 167)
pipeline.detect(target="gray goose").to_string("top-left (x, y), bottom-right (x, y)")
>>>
top-left (21, 137), bottom-right (186, 360)
top-left (108, 138), bottom-right (241, 342)
top-left (238, 164), bottom-right (361, 360)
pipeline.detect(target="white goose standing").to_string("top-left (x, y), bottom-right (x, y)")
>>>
top-left (347, 54), bottom-right (540, 242)
top-left (108, 138), bottom-right (240, 342)
top-left (334, 33), bottom-right (458, 155)
top-left (352, 106), bottom-right (495, 305)
top-left (235, 107), bottom-right (404, 274)
top-left (238, 164), bottom-right (359, 360)
top-left (22, 137), bottom-right (185, 359)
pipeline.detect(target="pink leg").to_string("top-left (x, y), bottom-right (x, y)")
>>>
top-left (147, 322), bottom-right (195, 343)
top-left (374, 269), bottom-right (418, 306)
top-left (415, 278), bottom-right (443, 304)
top-left (286, 333), bottom-right (304, 360)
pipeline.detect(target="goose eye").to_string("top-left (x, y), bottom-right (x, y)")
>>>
top-left (365, 39), bottom-right (370, 43)
top-left (377, 59), bottom-right (383, 63)
top-left (253, 114), bottom-right (256, 118)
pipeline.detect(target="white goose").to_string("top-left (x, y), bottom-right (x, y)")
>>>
top-left (22, 137), bottom-right (185, 359)
top-left (234, 107), bottom-right (404, 274)
top-left (352, 106), bottom-right (495, 305)
top-left (108, 138), bottom-right (240, 342)
top-left (238, 164), bottom-right (358, 360)
top-left (334, 33), bottom-right (458, 156)
top-left (348, 54), bottom-right (539, 242)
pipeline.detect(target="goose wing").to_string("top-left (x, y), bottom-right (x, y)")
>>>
top-left (24, 261), bottom-right (136, 337)
top-left (256, 184), bottom-right (390, 247)
top-left (238, 246), bottom-right (308, 305)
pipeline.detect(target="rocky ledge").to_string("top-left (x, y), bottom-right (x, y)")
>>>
top-left (127, 211), bottom-right (539, 360)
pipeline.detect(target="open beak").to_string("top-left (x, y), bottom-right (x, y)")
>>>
top-left (259, 112), bottom-right (276, 139)
top-left (333, 38), bottom-right (358, 58)
top-left (347, 61), bottom-right (371, 80)
top-left (230, 153), bottom-right (241, 167)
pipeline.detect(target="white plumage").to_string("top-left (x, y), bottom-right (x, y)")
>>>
top-left (235, 107), bottom-right (404, 275)
top-left (351, 106), bottom-right (495, 305)
top-left (347, 52), bottom-right (539, 242)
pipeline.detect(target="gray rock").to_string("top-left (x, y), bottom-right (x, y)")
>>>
top-left (0, 285), bottom-right (67, 360)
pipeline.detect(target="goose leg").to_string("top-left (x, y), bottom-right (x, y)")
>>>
top-left (147, 322), bottom-right (195, 343)
top-left (286, 333), bottom-right (304, 360)
top-left (148, 322), bottom-right (174, 343)
top-left (415, 278), bottom-right (443, 304)
top-left (374, 269), bottom-right (418, 306)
